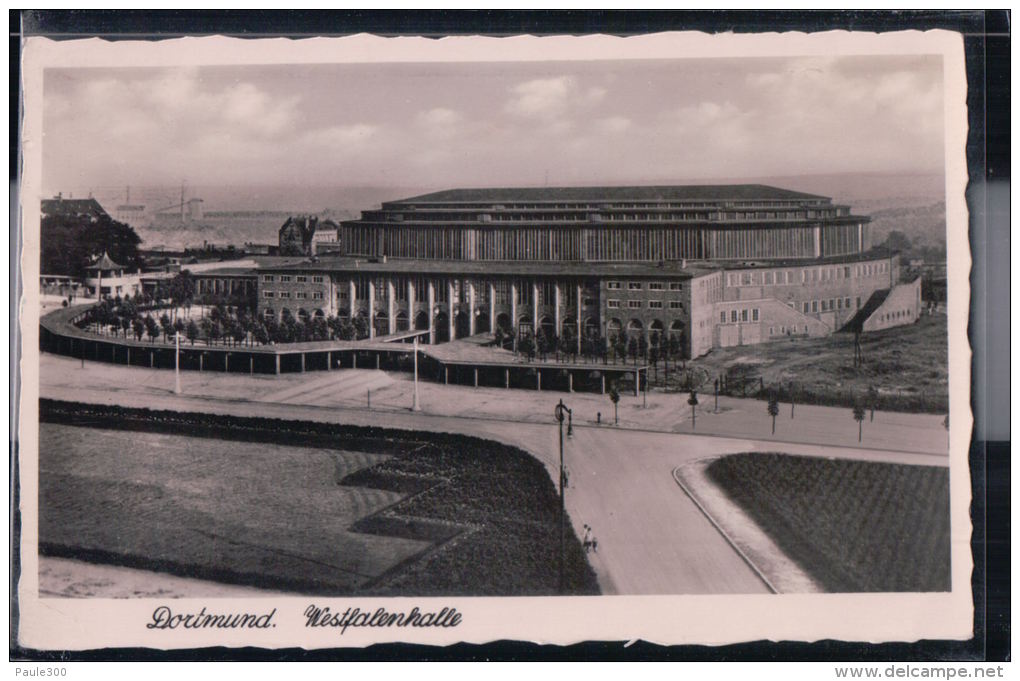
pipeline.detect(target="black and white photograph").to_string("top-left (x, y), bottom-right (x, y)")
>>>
top-left (15, 28), bottom-right (973, 650)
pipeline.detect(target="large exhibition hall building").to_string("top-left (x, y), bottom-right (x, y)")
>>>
top-left (247, 184), bottom-right (921, 359)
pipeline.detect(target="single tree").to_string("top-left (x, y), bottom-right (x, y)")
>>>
top-left (668, 334), bottom-right (682, 368)
top-left (186, 319), bottom-right (199, 345)
top-left (311, 316), bottom-right (329, 341)
top-left (252, 321), bottom-right (270, 346)
top-left (536, 329), bottom-right (549, 360)
top-left (608, 383), bottom-right (620, 425)
top-left (767, 393), bottom-right (780, 434)
top-left (132, 318), bottom-right (145, 341)
top-left (613, 333), bottom-right (627, 365)
top-left (199, 317), bottom-right (213, 345)
top-left (120, 298), bottom-right (137, 321)
top-left (558, 332), bottom-right (575, 362)
top-left (789, 381), bottom-right (796, 419)
top-left (324, 315), bottom-right (340, 340)
top-left (352, 314), bottom-right (369, 340)
top-left (853, 402), bottom-right (866, 442)
top-left (160, 313), bottom-right (173, 343)
top-left (208, 319), bottom-right (223, 346)
top-left (167, 272), bottom-right (196, 321)
top-left (120, 316), bottom-right (131, 338)
top-left (866, 385), bottom-right (880, 422)
top-left (232, 319), bottom-right (247, 347)
top-left (688, 390), bottom-right (699, 429)
top-left (144, 315), bottom-right (160, 343)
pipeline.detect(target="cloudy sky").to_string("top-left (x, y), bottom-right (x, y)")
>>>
top-left (42, 54), bottom-right (944, 194)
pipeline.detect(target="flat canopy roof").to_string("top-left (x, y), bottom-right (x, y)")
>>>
top-left (391, 184), bottom-right (829, 205)
top-left (188, 267), bottom-right (258, 277)
top-left (703, 246), bottom-right (898, 270)
top-left (260, 257), bottom-right (715, 279)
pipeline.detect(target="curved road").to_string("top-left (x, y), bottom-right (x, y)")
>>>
top-left (34, 355), bottom-right (947, 595)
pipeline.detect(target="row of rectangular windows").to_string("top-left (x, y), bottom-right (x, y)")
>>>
top-left (718, 296), bottom-right (863, 324)
top-left (262, 275), bottom-right (325, 284)
top-left (800, 297), bottom-right (859, 314)
top-left (606, 281), bottom-right (683, 291)
top-left (720, 308), bottom-right (761, 323)
top-left (880, 309), bottom-right (914, 323)
top-left (726, 261), bottom-right (888, 288)
top-left (262, 268), bottom-right (880, 298)
top-left (263, 291), bottom-right (324, 300)
top-left (607, 300), bottom-right (684, 310)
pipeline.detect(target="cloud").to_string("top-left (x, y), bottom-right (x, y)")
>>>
top-left (594, 116), bottom-right (632, 134)
top-left (219, 83), bottom-right (296, 136)
top-left (738, 57), bottom-right (944, 172)
top-left (668, 101), bottom-right (752, 152)
top-left (312, 124), bottom-right (379, 148)
top-left (505, 77), bottom-right (575, 118)
top-left (42, 68), bottom-right (377, 186)
top-left (41, 57), bottom-right (944, 192)
top-left (416, 107), bottom-right (461, 127)
top-left (414, 107), bottom-right (463, 139)
top-left (584, 86), bottom-right (607, 105)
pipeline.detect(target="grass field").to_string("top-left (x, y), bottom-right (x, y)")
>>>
top-left (342, 445), bottom-right (595, 596)
top-left (687, 314), bottom-right (948, 414)
top-left (38, 401), bottom-right (598, 596)
top-left (705, 452), bottom-right (950, 592)
top-left (39, 424), bottom-right (429, 594)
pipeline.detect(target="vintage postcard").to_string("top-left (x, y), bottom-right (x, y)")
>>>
top-left (15, 29), bottom-right (972, 650)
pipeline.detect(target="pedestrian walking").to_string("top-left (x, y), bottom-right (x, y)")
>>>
top-left (582, 524), bottom-right (593, 553)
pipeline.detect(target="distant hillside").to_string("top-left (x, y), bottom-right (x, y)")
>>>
top-left (688, 172), bottom-right (947, 257)
top-left (136, 210), bottom-right (352, 251)
top-left (84, 174), bottom-right (947, 255)
top-left (90, 184), bottom-right (430, 250)
top-left (857, 201), bottom-right (946, 254)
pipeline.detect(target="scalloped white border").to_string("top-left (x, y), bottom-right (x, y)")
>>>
top-left (16, 30), bottom-right (972, 649)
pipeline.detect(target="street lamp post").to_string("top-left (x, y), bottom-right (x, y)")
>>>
top-left (554, 398), bottom-right (572, 593)
top-left (174, 331), bottom-right (183, 394)
top-left (412, 334), bottom-right (421, 411)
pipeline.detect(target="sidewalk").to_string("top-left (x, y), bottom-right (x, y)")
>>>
top-left (38, 353), bottom-right (949, 456)
top-left (34, 352), bottom-right (948, 595)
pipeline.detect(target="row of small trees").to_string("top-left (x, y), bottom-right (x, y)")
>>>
top-left (80, 293), bottom-right (385, 348)
top-left (493, 325), bottom-right (688, 368)
top-left (758, 384), bottom-right (882, 441)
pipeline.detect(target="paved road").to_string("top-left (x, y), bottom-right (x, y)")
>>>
top-left (34, 355), bottom-right (948, 595)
